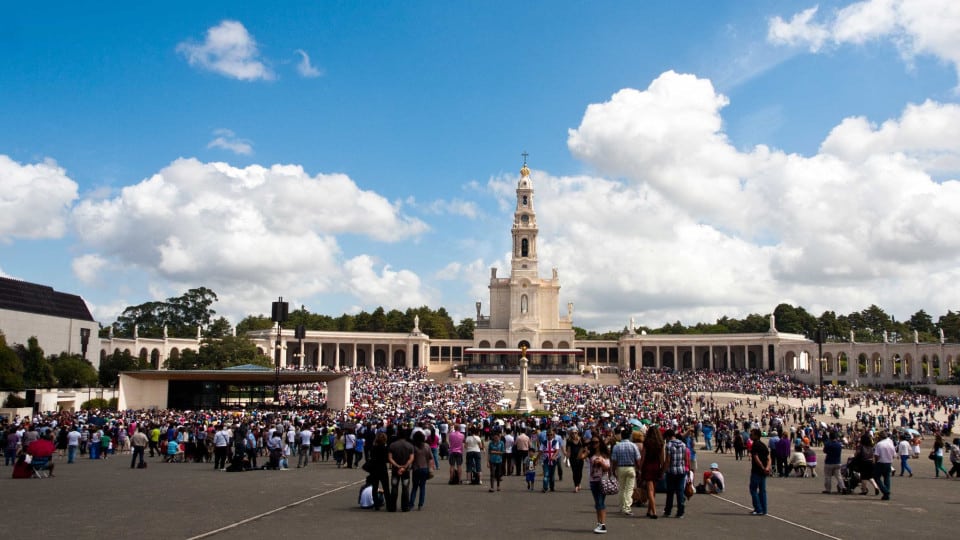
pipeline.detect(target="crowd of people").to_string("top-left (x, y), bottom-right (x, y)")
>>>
top-left (3, 367), bottom-right (959, 533)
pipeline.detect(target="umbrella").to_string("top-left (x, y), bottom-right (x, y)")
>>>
top-left (901, 428), bottom-right (920, 436)
top-left (629, 418), bottom-right (643, 427)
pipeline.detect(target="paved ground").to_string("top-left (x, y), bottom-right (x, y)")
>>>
top-left (6, 441), bottom-right (957, 540)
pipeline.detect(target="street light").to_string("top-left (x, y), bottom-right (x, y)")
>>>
top-left (271, 297), bottom-right (289, 402)
top-left (815, 326), bottom-right (825, 413)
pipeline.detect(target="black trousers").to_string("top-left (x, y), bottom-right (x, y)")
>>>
top-left (388, 469), bottom-right (411, 511)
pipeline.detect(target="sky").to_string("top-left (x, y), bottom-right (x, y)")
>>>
top-left (3, 0), bottom-right (960, 333)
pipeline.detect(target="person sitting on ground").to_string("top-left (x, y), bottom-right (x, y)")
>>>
top-left (702, 462), bottom-right (724, 494)
top-left (788, 446), bottom-right (807, 477)
top-left (26, 431), bottom-right (56, 477)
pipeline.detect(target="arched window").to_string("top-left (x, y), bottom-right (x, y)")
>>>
top-left (521, 238), bottom-right (529, 257)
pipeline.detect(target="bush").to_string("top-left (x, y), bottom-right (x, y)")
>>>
top-left (81, 398), bottom-right (110, 410)
top-left (3, 394), bottom-right (28, 408)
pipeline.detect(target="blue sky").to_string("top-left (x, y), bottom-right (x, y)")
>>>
top-left (3, 1), bottom-right (960, 333)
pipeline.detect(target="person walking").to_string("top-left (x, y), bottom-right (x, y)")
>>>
top-left (587, 436), bottom-right (611, 534)
top-left (662, 429), bottom-right (689, 519)
top-left (66, 425), bottom-right (80, 464)
top-left (932, 434), bottom-right (950, 478)
top-left (610, 427), bottom-right (641, 515)
top-left (873, 430), bottom-right (896, 500)
top-left (821, 431), bottom-right (843, 493)
top-left (946, 438), bottom-right (960, 478)
top-left (566, 429), bottom-right (587, 493)
top-left (897, 433), bottom-right (913, 477)
top-left (749, 428), bottom-right (770, 516)
top-left (540, 427), bottom-right (562, 492)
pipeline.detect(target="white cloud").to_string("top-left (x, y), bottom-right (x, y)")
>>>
top-left (0, 155), bottom-right (78, 241)
top-left (71, 158), bottom-right (430, 320)
top-left (207, 128), bottom-right (253, 155)
top-left (72, 254), bottom-right (107, 285)
top-left (550, 70), bottom-right (960, 330)
top-left (177, 20), bottom-right (273, 81)
top-left (343, 255), bottom-right (433, 309)
top-left (769, 0), bottom-right (960, 82)
top-left (294, 49), bottom-right (323, 78)
top-left (416, 197), bottom-right (480, 219)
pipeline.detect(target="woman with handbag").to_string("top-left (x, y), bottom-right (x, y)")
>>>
top-left (409, 430), bottom-right (435, 510)
top-left (587, 436), bottom-right (611, 534)
top-left (932, 434), bottom-right (949, 478)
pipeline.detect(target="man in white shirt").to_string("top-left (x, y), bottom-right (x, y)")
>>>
top-left (896, 434), bottom-right (913, 477)
top-left (297, 426), bottom-right (312, 468)
top-left (873, 431), bottom-right (896, 500)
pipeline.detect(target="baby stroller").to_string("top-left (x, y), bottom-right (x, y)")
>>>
top-left (839, 457), bottom-right (861, 495)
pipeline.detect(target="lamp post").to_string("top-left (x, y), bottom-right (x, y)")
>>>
top-left (815, 326), bottom-right (825, 413)
top-left (271, 297), bottom-right (289, 402)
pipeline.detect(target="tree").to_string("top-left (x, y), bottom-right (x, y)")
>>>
top-left (110, 287), bottom-right (220, 338)
top-left (937, 311), bottom-right (960, 342)
top-left (235, 315), bottom-right (274, 335)
top-left (456, 318), bottom-right (476, 340)
top-left (773, 304), bottom-right (817, 336)
top-left (18, 337), bottom-right (56, 388)
top-left (0, 332), bottom-right (25, 390)
top-left (50, 353), bottom-right (98, 388)
top-left (206, 316), bottom-right (233, 338)
top-left (98, 349), bottom-right (141, 387)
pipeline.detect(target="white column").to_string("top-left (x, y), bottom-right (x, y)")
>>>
top-left (334, 343), bottom-right (340, 370)
top-left (726, 345), bottom-right (731, 371)
top-left (351, 343), bottom-right (358, 369)
top-left (673, 345), bottom-right (678, 369)
top-left (656, 346), bottom-right (661, 369)
top-left (709, 345), bottom-right (714, 371)
top-left (406, 343), bottom-right (414, 369)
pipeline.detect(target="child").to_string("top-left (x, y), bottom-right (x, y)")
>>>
top-left (524, 452), bottom-right (538, 490)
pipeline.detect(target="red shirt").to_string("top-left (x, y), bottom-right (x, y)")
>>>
top-left (27, 438), bottom-right (55, 458)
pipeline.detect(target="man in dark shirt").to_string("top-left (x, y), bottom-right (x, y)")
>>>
top-left (387, 429), bottom-right (415, 512)
top-left (749, 428), bottom-right (770, 515)
top-left (822, 431), bottom-right (844, 493)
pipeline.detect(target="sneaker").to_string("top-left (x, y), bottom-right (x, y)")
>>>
top-left (593, 524), bottom-right (607, 534)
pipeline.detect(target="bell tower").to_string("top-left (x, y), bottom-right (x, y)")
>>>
top-left (511, 153), bottom-right (538, 280)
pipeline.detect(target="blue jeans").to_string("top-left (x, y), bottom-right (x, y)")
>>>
top-left (542, 461), bottom-right (556, 491)
top-left (664, 472), bottom-right (686, 516)
top-left (409, 467), bottom-right (429, 508)
top-left (67, 445), bottom-right (77, 464)
top-left (589, 480), bottom-right (606, 510)
top-left (749, 473), bottom-right (767, 514)
top-left (90, 443), bottom-right (99, 460)
top-left (899, 455), bottom-right (912, 475)
top-left (874, 462), bottom-right (892, 495)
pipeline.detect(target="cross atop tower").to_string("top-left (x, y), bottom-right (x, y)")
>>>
top-left (521, 151), bottom-right (529, 165)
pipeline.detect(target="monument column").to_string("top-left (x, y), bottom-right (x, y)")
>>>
top-left (514, 346), bottom-right (533, 412)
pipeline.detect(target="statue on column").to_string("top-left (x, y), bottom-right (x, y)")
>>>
top-left (629, 316), bottom-right (636, 334)
top-left (850, 329), bottom-right (855, 343)
top-left (567, 302), bottom-right (573, 318)
top-left (768, 314), bottom-right (776, 333)
top-left (414, 315), bottom-right (420, 332)
top-left (163, 325), bottom-right (168, 339)
top-left (133, 325), bottom-right (138, 339)
top-left (939, 328), bottom-right (945, 343)
top-left (883, 330), bottom-right (888, 343)
top-left (108, 326), bottom-right (114, 339)
top-left (913, 330), bottom-right (919, 344)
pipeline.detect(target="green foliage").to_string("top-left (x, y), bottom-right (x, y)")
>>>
top-left (206, 316), bottom-right (233, 338)
top-left (110, 287), bottom-right (220, 338)
top-left (165, 335), bottom-right (271, 370)
top-left (17, 336), bottom-right (56, 388)
top-left (50, 353), bottom-right (98, 388)
top-left (81, 397), bottom-right (110, 410)
top-left (3, 394), bottom-right (28, 407)
top-left (99, 349), bottom-right (143, 387)
top-left (456, 318), bottom-right (475, 340)
top-left (235, 315), bottom-right (274, 335)
top-left (0, 332), bottom-right (25, 390)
